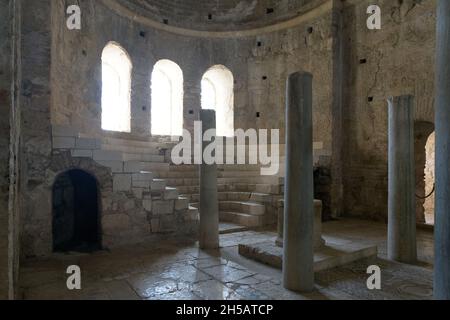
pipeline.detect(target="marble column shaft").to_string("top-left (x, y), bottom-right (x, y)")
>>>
top-left (199, 110), bottom-right (220, 250)
top-left (387, 95), bottom-right (417, 263)
top-left (283, 71), bottom-right (314, 293)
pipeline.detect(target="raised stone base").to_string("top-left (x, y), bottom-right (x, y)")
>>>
top-left (239, 238), bottom-right (378, 272)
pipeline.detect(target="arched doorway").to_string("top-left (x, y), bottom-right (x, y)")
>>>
top-left (423, 132), bottom-right (435, 225)
top-left (52, 169), bottom-right (101, 252)
top-left (414, 122), bottom-right (435, 225)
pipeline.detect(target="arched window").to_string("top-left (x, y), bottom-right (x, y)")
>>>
top-left (201, 65), bottom-right (234, 137)
top-left (101, 42), bottom-right (132, 132)
top-left (151, 59), bottom-right (184, 136)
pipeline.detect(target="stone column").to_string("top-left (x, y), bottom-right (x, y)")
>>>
top-left (434, 0), bottom-right (450, 300)
top-left (283, 72), bottom-right (314, 292)
top-left (199, 110), bottom-right (220, 250)
top-left (276, 200), bottom-right (284, 247)
top-left (387, 95), bottom-right (417, 263)
top-left (277, 200), bottom-right (325, 249)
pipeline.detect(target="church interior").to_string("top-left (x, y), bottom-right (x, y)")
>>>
top-left (1, 0), bottom-right (449, 301)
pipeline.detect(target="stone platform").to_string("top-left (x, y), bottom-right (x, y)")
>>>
top-left (239, 239), bottom-right (378, 272)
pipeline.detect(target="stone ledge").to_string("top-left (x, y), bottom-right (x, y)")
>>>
top-left (238, 238), bottom-right (378, 272)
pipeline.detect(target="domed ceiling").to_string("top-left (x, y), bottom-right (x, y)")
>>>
top-left (114, 0), bottom-right (321, 31)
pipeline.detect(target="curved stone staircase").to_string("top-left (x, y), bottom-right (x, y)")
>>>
top-left (154, 163), bottom-right (284, 232)
top-left (52, 125), bottom-right (288, 239)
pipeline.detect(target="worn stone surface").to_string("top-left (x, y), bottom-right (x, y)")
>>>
top-left (18, 219), bottom-right (435, 300)
top-left (239, 239), bottom-right (377, 272)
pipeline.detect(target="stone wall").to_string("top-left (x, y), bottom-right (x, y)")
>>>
top-left (18, 0), bottom-right (440, 262)
top-left (21, 124), bottom-right (198, 258)
top-left (0, 0), bottom-right (21, 300)
top-left (342, 0), bottom-right (436, 220)
top-left (114, 0), bottom-right (325, 31)
top-left (19, 0), bottom-right (57, 258)
top-left (49, 0), bottom-right (340, 214)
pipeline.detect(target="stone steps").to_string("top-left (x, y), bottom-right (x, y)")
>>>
top-left (219, 223), bottom-right (250, 235)
top-left (220, 201), bottom-right (266, 216)
top-left (168, 178), bottom-right (265, 187)
top-left (158, 170), bottom-right (266, 179)
top-left (191, 201), bottom-right (265, 216)
top-left (175, 183), bottom-right (283, 195)
top-left (219, 211), bottom-right (263, 228)
top-left (168, 164), bottom-right (262, 172)
top-left (101, 143), bottom-right (162, 156)
top-left (184, 191), bottom-right (272, 228)
top-left (181, 192), bottom-right (272, 203)
top-left (141, 162), bottom-right (170, 172)
top-left (122, 153), bottom-right (166, 163)
top-left (160, 174), bottom-right (282, 187)
top-left (155, 171), bottom-right (199, 179)
top-left (186, 206), bottom-right (200, 220)
top-left (102, 137), bottom-right (175, 149)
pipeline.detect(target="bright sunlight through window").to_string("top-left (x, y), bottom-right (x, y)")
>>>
top-left (101, 42), bottom-right (132, 133)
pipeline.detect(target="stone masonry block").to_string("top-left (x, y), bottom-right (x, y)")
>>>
top-left (150, 218), bottom-right (160, 233)
top-left (103, 214), bottom-right (130, 232)
top-left (71, 149), bottom-right (93, 158)
top-left (93, 150), bottom-right (123, 161)
top-left (175, 197), bottom-right (189, 211)
top-left (132, 180), bottom-right (151, 188)
top-left (132, 172), bottom-right (154, 181)
top-left (76, 138), bottom-right (101, 150)
top-left (132, 188), bottom-right (144, 199)
top-left (53, 137), bottom-right (75, 149)
top-left (164, 187), bottom-right (179, 200)
top-left (97, 161), bottom-right (123, 173)
top-left (151, 179), bottom-right (166, 191)
top-left (52, 125), bottom-right (79, 138)
top-left (113, 174), bottom-right (132, 192)
top-left (143, 199), bottom-right (152, 212)
top-left (124, 161), bottom-right (143, 173)
top-left (152, 200), bottom-right (174, 215)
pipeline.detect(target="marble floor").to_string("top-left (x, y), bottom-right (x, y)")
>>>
top-left (19, 218), bottom-right (434, 300)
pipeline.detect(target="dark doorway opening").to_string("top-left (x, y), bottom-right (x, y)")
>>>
top-left (52, 169), bottom-right (101, 253)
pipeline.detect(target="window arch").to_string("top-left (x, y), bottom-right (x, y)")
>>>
top-left (201, 65), bottom-right (234, 137)
top-left (101, 42), bottom-right (132, 132)
top-left (151, 59), bottom-right (184, 136)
